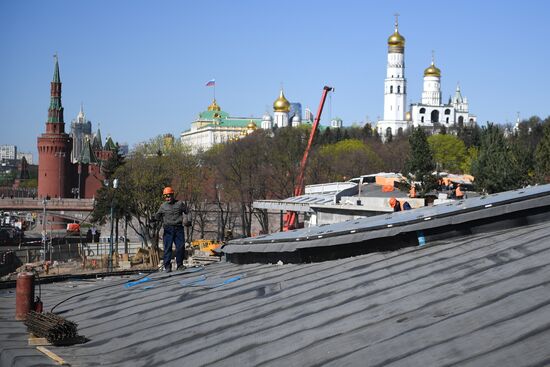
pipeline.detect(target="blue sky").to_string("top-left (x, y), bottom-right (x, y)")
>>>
top-left (2, 0), bottom-right (549, 157)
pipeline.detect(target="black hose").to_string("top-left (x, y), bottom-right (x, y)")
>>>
top-left (50, 265), bottom-right (204, 314)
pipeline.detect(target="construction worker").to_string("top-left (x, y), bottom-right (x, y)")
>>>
top-left (455, 184), bottom-right (464, 199)
top-left (154, 187), bottom-right (190, 273)
top-left (409, 184), bottom-right (417, 198)
top-left (389, 197), bottom-right (412, 212)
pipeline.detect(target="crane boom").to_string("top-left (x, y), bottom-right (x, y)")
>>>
top-left (284, 85), bottom-right (333, 230)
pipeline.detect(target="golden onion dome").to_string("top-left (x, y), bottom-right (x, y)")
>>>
top-left (273, 90), bottom-right (290, 112)
top-left (207, 99), bottom-right (221, 111)
top-left (405, 111), bottom-right (412, 121)
top-left (247, 121), bottom-right (257, 129)
top-left (424, 62), bottom-right (441, 77)
top-left (387, 30), bottom-right (405, 47)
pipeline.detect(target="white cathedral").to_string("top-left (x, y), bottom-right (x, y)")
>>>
top-left (376, 17), bottom-right (477, 139)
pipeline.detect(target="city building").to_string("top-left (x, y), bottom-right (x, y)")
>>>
top-left (409, 60), bottom-right (477, 129)
top-left (331, 118), bottom-right (343, 128)
top-left (376, 17), bottom-right (476, 139)
top-left (181, 90), bottom-right (313, 153)
top-left (16, 152), bottom-right (33, 165)
top-left (180, 99), bottom-right (262, 153)
top-left (70, 104), bottom-right (93, 163)
top-left (0, 145), bottom-right (17, 160)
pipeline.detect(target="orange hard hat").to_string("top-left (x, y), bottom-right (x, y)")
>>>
top-left (162, 187), bottom-right (175, 195)
top-left (389, 197), bottom-right (397, 207)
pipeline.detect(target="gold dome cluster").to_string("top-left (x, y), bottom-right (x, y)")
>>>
top-left (207, 99), bottom-right (221, 111)
top-left (247, 121), bottom-right (257, 130)
top-left (424, 61), bottom-right (441, 77)
top-left (273, 90), bottom-right (290, 112)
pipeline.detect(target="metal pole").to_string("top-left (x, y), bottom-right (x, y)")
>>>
top-left (108, 179), bottom-right (118, 272)
top-left (77, 163), bottom-right (81, 199)
top-left (42, 199), bottom-right (47, 262)
top-left (109, 203), bottom-right (114, 272)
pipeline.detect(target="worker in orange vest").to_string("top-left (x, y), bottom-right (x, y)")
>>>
top-left (409, 185), bottom-right (416, 198)
top-left (389, 197), bottom-right (411, 212)
top-left (455, 184), bottom-right (464, 199)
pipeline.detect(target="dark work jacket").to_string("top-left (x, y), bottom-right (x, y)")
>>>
top-left (155, 200), bottom-right (189, 226)
top-left (394, 201), bottom-right (412, 212)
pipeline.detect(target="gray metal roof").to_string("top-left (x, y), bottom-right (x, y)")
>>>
top-left (253, 181), bottom-right (359, 212)
top-left (227, 184), bottom-right (550, 253)
top-left (253, 195), bottom-right (335, 212)
top-left (1, 219), bottom-right (550, 366)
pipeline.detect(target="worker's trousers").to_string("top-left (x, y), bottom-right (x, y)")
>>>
top-left (162, 225), bottom-right (185, 270)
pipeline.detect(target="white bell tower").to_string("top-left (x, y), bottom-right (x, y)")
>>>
top-left (377, 14), bottom-right (409, 140)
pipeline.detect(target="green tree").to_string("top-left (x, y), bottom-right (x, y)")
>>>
top-left (404, 127), bottom-right (437, 195)
top-left (471, 123), bottom-right (523, 193)
top-left (267, 127), bottom-right (309, 199)
top-left (372, 138), bottom-right (410, 173)
top-left (206, 131), bottom-right (271, 236)
top-left (310, 139), bottom-right (384, 182)
top-left (461, 146), bottom-right (478, 174)
top-left (427, 134), bottom-right (467, 173)
top-left (115, 147), bottom-right (171, 250)
top-left (535, 122), bottom-right (550, 183)
top-left (457, 124), bottom-right (482, 148)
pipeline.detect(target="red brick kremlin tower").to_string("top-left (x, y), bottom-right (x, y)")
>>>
top-left (37, 55), bottom-right (72, 198)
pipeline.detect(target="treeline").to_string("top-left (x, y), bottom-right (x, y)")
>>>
top-left (92, 116), bottom-right (550, 246)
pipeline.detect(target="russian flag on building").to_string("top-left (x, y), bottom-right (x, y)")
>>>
top-left (205, 79), bottom-right (216, 87)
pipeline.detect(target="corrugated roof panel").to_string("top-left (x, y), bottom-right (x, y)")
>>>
top-left (1, 220), bottom-right (549, 366)
top-left (227, 185), bottom-right (550, 252)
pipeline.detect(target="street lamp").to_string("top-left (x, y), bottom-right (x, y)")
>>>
top-left (77, 163), bottom-right (82, 199)
top-left (41, 198), bottom-right (47, 262)
top-left (216, 184), bottom-right (223, 241)
top-left (106, 178), bottom-right (118, 271)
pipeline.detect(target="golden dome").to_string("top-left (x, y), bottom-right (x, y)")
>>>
top-left (405, 111), bottom-right (412, 121)
top-left (207, 99), bottom-right (221, 111)
top-left (273, 89), bottom-right (290, 112)
top-left (247, 121), bottom-right (257, 129)
top-left (424, 62), bottom-right (441, 77)
top-left (387, 30), bottom-right (405, 47)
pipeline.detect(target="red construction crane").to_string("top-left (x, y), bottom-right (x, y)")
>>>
top-left (284, 85), bottom-right (333, 230)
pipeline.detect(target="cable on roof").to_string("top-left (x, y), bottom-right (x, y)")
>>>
top-left (50, 265), bottom-right (204, 314)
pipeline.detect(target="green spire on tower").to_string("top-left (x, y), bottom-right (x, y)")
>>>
top-left (47, 53), bottom-right (64, 123)
top-left (53, 53), bottom-right (60, 83)
top-left (104, 136), bottom-right (117, 151)
top-left (79, 137), bottom-right (98, 164)
top-left (92, 127), bottom-right (103, 150)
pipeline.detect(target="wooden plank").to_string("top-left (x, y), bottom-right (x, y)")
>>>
top-left (28, 332), bottom-right (50, 346)
top-left (36, 346), bottom-right (70, 365)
